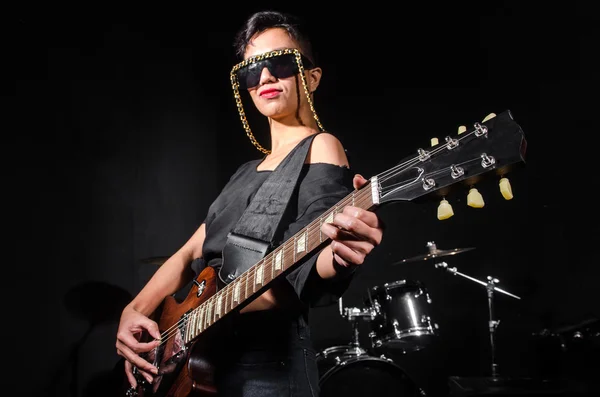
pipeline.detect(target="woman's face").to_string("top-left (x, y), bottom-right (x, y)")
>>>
top-left (243, 28), bottom-right (320, 123)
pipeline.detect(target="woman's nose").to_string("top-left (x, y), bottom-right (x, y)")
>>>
top-left (258, 67), bottom-right (277, 85)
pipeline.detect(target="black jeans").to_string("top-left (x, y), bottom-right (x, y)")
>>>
top-left (214, 309), bottom-right (319, 397)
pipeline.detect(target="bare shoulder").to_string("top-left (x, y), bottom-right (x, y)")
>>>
top-left (308, 132), bottom-right (349, 167)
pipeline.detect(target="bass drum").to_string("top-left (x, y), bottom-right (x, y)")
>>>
top-left (316, 346), bottom-right (421, 397)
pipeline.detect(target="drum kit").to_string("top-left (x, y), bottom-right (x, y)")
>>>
top-left (140, 242), bottom-right (525, 396)
top-left (315, 241), bottom-right (522, 397)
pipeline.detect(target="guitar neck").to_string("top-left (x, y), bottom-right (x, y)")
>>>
top-left (182, 179), bottom-right (377, 342)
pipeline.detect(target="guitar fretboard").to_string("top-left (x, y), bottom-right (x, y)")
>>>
top-left (181, 180), bottom-right (377, 343)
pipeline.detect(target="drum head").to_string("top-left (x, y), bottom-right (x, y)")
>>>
top-left (319, 355), bottom-right (419, 397)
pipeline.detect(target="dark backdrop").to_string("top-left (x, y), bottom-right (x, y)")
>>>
top-left (6, 2), bottom-right (599, 396)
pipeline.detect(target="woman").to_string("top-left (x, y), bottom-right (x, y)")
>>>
top-left (116, 10), bottom-right (384, 396)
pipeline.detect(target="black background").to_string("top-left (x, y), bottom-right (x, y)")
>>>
top-left (5, 2), bottom-right (600, 396)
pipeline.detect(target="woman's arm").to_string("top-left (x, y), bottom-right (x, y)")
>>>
top-left (116, 223), bottom-right (206, 387)
top-left (308, 133), bottom-right (383, 280)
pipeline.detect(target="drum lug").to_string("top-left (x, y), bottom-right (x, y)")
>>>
top-left (369, 331), bottom-right (382, 348)
top-left (379, 354), bottom-right (394, 363)
top-left (426, 292), bottom-right (432, 304)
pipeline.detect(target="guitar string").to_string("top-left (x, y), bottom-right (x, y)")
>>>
top-left (151, 127), bottom-right (482, 350)
top-left (377, 130), bottom-right (477, 185)
top-left (378, 155), bottom-right (483, 197)
top-left (153, 189), bottom-right (374, 348)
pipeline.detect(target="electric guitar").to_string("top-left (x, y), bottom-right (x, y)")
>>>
top-left (123, 109), bottom-right (527, 396)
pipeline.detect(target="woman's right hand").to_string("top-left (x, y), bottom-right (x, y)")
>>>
top-left (116, 305), bottom-right (162, 387)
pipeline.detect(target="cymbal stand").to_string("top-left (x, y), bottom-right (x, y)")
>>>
top-left (339, 296), bottom-right (376, 353)
top-left (434, 261), bottom-right (521, 380)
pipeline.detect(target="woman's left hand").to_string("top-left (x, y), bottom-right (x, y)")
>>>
top-left (323, 174), bottom-right (384, 269)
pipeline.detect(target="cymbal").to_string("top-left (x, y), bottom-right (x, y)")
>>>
top-left (140, 256), bottom-right (170, 266)
top-left (393, 241), bottom-right (475, 264)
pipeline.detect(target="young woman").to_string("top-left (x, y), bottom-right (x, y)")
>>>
top-left (116, 10), bottom-right (384, 396)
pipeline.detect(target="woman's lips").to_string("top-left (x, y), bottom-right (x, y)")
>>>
top-left (260, 89), bottom-right (280, 98)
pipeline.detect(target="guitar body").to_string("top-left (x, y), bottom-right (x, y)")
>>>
top-left (126, 266), bottom-right (221, 397)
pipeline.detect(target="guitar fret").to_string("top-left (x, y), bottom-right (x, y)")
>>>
top-left (193, 310), bottom-right (198, 340)
top-left (212, 299), bottom-right (218, 323)
top-left (217, 295), bottom-right (223, 318)
top-left (190, 311), bottom-right (196, 340)
top-left (293, 236), bottom-right (297, 263)
top-left (245, 274), bottom-right (250, 299)
top-left (297, 230), bottom-right (306, 254)
top-left (185, 314), bottom-right (191, 343)
top-left (197, 306), bottom-right (202, 333)
top-left (234, 281), bottom-right (241, 304)
top-left (199, 305), bottom-right (205, 333)
top-left (319, 217), bottom-right (323, 242)
top-left (256, 263), bottom-right (264, 286)
top-left (203, 304), bottom-right (208, 331)
top-left (352, 191), bottom-right (355, 206)
top-left (325, 211), bottom-right (334, 224)
top-left (274, 249), bottom-right (283, 271)
top-left (207, 300), bottom-right (213, 327)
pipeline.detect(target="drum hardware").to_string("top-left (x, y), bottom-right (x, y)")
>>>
top-left (392, 241), bottom-right (475, 264)
top-left (315, 298), bottom-right (427, 396)
top-left (434, 261), bottom-right (520, 380)
top-left (364, 280), bottom-right (438, 352)
top-left (338, 296), bottom-right (377, 351)
top-left (318, 302), bottom-right (422, 397)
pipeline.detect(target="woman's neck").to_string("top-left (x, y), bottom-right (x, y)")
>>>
top-left (268, 121), bottom-right (319, 156)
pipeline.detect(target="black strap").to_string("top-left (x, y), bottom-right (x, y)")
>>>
top-left (219, 133), bottom-right (320, 285)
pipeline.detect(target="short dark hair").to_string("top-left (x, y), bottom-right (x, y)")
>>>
top-left (233, 10), bottom-right (316, 65)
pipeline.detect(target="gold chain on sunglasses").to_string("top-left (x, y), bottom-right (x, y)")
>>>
top-left (230, 48), bottom-right (325, 155)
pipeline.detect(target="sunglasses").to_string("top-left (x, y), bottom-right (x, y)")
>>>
top-left (231, 49), bottom-right (314, 90)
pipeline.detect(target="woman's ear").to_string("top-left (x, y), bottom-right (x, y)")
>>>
top-left (307, 67), bottom-right (322, 93)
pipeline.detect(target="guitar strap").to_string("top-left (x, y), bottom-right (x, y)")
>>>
top-left (218, 133), bottom-right (320, 286)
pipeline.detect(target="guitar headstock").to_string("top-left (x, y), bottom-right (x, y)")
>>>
top-left (374, 110), bottom-right (527, 206)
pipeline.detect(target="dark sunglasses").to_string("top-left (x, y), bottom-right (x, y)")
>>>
top-left (232, 49), bottom-right (314, 90)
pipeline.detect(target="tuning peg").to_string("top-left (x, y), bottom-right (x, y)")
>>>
top-left (467, 187), bottom-right (485, 208)
top-left (482, 113), bottom-right (497, 122)
top-left (431, 137), bottom-right (439, 146)
top-left (499, 177), bottom-right (513, 200)
top-left (437, 198), bottom-right (454, 220)
top-left (458, 125), bottom-right (466, 135)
